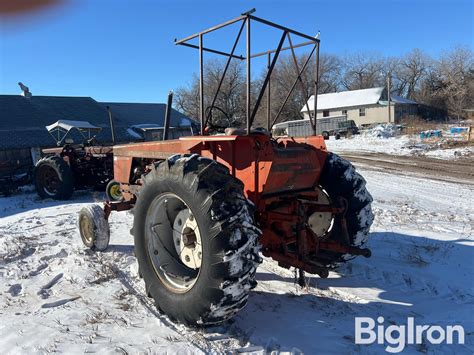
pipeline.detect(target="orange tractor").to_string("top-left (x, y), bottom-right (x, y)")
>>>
top-left (78, 11), bottom-right (373, 326)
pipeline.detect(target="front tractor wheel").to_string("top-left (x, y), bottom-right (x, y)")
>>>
top-left (78, 205), bottom-right (110, 251)
top-left (34, 156), bottom-right (74, 200)
top-left (133, 154), bottom-right (261, 326)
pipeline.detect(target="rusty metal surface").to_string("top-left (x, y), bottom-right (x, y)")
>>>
top-left (112, 134), bottom-right (374, 273)
top-left (111, 135), bottom-right (371, 274)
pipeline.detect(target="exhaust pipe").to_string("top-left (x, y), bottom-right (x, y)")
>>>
top-left (106, 106), bottom-right (116, 145)
top-left (163, 91), bottom-right (173, 141)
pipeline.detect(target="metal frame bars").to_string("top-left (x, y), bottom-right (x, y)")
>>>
top-left (314, 42), bottom-right (320, 135)
top-left (248, 14), bottom-right (318, 42)
top-left (267, 52), bottom-right (271, 131)
top-left (178, 42), bottom-right (244, 60)
top-left (272, 44), bottom-right (317, 128)
top-left (287, 33), bottom-right (315, 135)
top-left (199, 34), bottom-right (204, 134)
top-left (251, 40), bottom-right (315, 59)
top-left (175, 11), bottom-right (320, 136)
top-left (174, 15), bottom-right (246, 45)
top-left (246, 17), bottom-right (251, 134)
top-left (205, 20), bottom-right (246, 129)
top-left (250, 30), bottom-right (287, 124)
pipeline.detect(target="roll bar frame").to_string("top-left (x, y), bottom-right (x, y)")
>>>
top-left (175, 9), bottom-right (320, 135)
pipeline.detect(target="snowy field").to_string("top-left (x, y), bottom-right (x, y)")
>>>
top-left (325, 133), bottom-right (474, 159)
top-left (1, 168), bottom-right (473, 354)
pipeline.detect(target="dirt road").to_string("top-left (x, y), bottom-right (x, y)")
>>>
top-left (341, 152), bottom-right (474, 185)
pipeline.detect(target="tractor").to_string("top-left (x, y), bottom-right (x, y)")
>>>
top-left (34, 120), bottom-right (122, 201)
top-left (78, 11), bottom-right (374, 326)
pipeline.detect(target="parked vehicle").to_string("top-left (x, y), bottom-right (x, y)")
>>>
top-left (127, 123), bottom-right (197, 141)
top-left (273, 115), bottom-right (359, 139)
top-left (34, 120), bottom-right (118, 200)
top-left (335, 119), bottom-right (359, 138)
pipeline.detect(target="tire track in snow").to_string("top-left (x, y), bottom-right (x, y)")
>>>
top-left (342, 152), bottom-right (474, 185)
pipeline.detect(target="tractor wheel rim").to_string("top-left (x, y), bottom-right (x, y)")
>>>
top-left (308, 187), bottom-right (335, 239)
top-left (40, 166), bottom-right (60, 196)
top-left (172, 208), bottom-right (202, 269)
top-left (145, 193), bottom-right (201, 293)
top-left (109, 184), bottom-right (122, 200)
top-left (79, 214), bottom-right (94, 245)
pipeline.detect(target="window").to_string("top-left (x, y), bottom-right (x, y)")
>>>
top-left (342, 109), bottom-right (348, 116)
top-left (323, 110), bottom-right (330, 117)
top-left (359, 108), bottom-right (366, 117)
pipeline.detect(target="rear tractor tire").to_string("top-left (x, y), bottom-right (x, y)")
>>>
top-left (78, 204), bottom-right (110, 251)
top-left (34, 156), bottom-right (74, 200)
top-left (318, 152), bottom-right (374, 265)
top-left (132, 154), bottom-right (261, 326)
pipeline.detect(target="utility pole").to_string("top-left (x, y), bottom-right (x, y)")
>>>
top-left (387, 74), bottom-right (392, 123)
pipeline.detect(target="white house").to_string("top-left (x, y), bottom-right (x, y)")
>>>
top-left (301, 87), bottom-right (418, 126)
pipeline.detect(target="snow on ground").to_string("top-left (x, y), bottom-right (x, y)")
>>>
top-left (325, 127), bottom-right (473, 159)
top-left (325, 134), bottom-right (414, 156)
top-left (1, 169), bottom-right (473, 354)
top-left (423, 145), bottom-right (474, 159)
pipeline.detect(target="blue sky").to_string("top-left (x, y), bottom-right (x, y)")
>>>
top-left (0, 0), bottom-right (472, 103)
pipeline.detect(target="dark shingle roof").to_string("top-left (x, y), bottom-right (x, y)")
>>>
top-left (0, 129), bottom-right (50, 150)
top-left (0, 95), bottom-right (112, 130)
top-left (0, 95), bottom-right (195, 149)
top-left (101, 102), bottom-right (195, 128)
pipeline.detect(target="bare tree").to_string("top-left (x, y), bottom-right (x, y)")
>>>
top-left (341, 53), bottom-right (385, 90)
top-left (414, 61), bottom-right (445, 113)
top-left (380, 57), bottom-right (400, 94)
top-left (174, 59), bottom-right (246, 128)
top-left (175, 74), bottom-right (200, 121)
top-left (317, 53), bottom-right (343, 94)
top-left (252, 52), bottom-right (343, 127)
top-left (431, 46), bottom-right (474, 119)
top-left (175, 46), bottom-right (473, 126)
top-left (396, 49), bottom-right (430, 99)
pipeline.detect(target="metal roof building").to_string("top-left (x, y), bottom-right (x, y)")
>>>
top-left (301, 87), bottom-right (418, 126)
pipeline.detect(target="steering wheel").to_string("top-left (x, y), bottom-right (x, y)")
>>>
top-left (205, 105), bottom-right (233, 133)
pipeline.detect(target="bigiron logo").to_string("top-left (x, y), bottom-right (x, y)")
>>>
top-left (355, 316), bottom-right (465, 353)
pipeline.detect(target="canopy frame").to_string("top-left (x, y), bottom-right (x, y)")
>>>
top-left (45, 120), bottom-right (102, 146)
